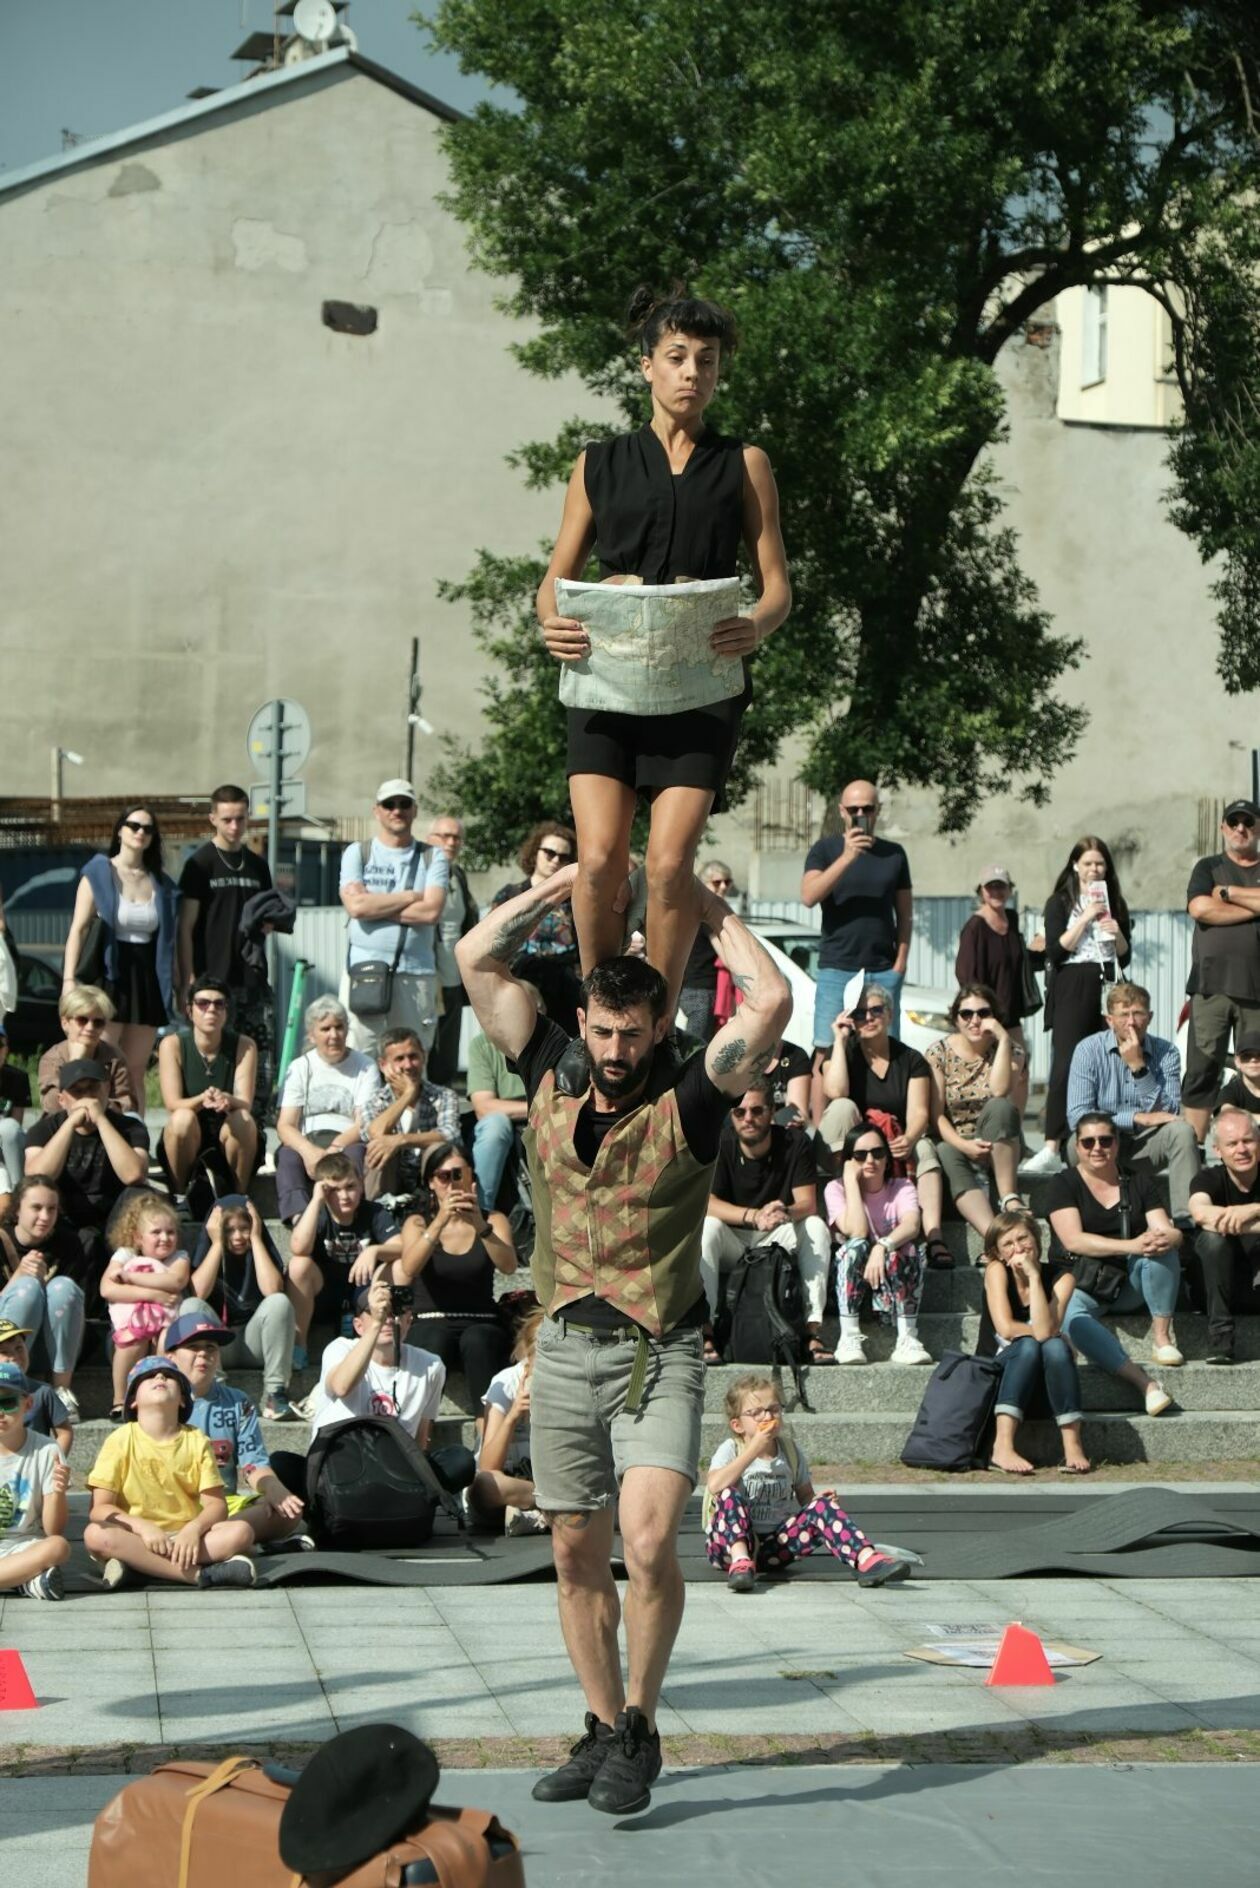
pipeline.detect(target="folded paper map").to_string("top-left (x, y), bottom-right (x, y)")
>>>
top-left (555, 576), bottom-right (745, 716)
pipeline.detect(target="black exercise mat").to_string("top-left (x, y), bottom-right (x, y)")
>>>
top-left (256, 1533), bottom-right (557, 1587)
top-left (677, 1487), bottom-right (1260, 1581)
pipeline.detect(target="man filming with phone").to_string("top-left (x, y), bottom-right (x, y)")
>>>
top-left (801, 780), bottom-right (914, 1048)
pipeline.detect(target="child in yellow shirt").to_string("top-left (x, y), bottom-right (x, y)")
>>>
top-left (84, 1356), bottom-right (257, 1589)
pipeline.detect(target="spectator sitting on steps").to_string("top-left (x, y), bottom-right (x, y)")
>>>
top-left (359, 1028), bottom-right (460, 1205)
top-left (158, 976), bottom-right (259, 1200)
top-left (285, 1151), bottom-right (402, 1371)
top-left (274, 996), bottom-right (379, 1226)
top-left (825, 1121), bottom-right (930, 1366)
top-left (182, 1198), bottom-right (298, 1422)
top-left (924, 985), bottom-right (1025, 1239)
top-left (24, 1061), bottom-right (149, 1279)
top-left (699, 1074), bottom-right (831, 1367)
top-left (1183, 797), bottom-right (1260, 1144)
top-left (978, 1209), bottom-right (1089, 1477)
top-left (1187, 1105), bottom-right (1260, 1367)
top-left (469, 1307), bottom-right (546, 1535)
top-left (37, 985), bottom-right (137, 1117)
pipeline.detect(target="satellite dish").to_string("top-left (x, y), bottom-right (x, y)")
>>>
top-left (293, 0), bottom-right (336, 44)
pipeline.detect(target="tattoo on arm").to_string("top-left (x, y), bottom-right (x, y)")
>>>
top-left (711, 1037), bottom-right (747, 1075)
top-left (730, 972), bottom-right (755, 995)
top-left (488, 897), bottom-right (549, 962)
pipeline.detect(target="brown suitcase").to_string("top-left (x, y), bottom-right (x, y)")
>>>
top-left (88, 1754), bottom-right (525, 1888)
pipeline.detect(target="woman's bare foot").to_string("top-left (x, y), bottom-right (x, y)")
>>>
top-left (988, 1448), bottom-right (1036, 1476)
top-left (1059, 1451), bottom-right (1093, 1474)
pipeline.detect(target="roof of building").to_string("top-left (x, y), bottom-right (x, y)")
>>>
top-left (0, 47), bottom-right (463, 205)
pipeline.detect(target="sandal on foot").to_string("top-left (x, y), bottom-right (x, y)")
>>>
top-left (988, 1460), bottom-right (1035, 1477)
top-left (1057, 1462), bottom-right (1094, 1476)
top-left (924, 1235), bottom-right (954, 1271)
top-left (807, 1336), bottom-right (836, 1366)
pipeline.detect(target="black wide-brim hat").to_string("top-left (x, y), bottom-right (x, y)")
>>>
top-left (278, 1723), bottom-right (440, 1875)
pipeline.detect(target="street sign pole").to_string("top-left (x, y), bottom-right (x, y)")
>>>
top-left (268, 699), bottom-right (282, 885)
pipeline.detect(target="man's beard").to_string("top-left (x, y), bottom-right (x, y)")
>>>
top-left (589, 1043), bottom-right (655, 1102)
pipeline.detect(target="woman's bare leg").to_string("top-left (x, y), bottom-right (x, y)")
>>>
top-left (644, 784), bottom-right (715, 1016)
top-left (568, 774), bottom-right (638, 975)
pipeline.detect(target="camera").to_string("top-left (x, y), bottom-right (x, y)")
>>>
top-left (388, 1284), bottom-right (414, 1315)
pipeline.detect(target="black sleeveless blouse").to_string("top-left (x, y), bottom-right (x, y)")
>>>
top-left (583, 424), bottom-right (745, 584)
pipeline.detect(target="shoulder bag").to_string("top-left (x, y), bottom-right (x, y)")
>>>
top-left (347, 845), bottom-right (425, 1019)
top-left (1065, 1176), bottom-right (1131, 1304)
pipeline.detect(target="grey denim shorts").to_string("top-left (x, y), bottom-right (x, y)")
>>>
top-left (530, 1315), bottom-right (706, 1513)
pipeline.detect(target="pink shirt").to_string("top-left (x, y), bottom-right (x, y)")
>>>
top-left (825, 1175), bottom-right (918, 1242)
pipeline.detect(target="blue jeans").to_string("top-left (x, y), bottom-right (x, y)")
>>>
top-left (1062, 1252), bottom-right (1181, 1376)
top-left (995, 1333), bottom-right (1083, 1424)
top-left (472, 1112), bottom-right (517, 1212)
top-left (0, 1273), bottom-right (86, 1376)
top-left (813, 965), bottom-right (904, 1045)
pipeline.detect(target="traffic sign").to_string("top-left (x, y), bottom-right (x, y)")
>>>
top-left (249, 779), bottom-right (307, 820)
top-left (247, 699), bottom-right (311, 780)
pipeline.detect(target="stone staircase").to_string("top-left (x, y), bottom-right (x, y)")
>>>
top-left (53, 1179), bottom-right (1260, 1476)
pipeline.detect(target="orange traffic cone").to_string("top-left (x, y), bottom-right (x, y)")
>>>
top-left (985, 1622), bottom-right (1055, 1687)
top-left (0, 1649), bottom-right (39, 1711)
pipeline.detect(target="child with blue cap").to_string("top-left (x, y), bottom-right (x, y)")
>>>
top-left (0, 1356), bottom-right (70, 1599)
top-left (84, 1355), bottom-right (257, 1588)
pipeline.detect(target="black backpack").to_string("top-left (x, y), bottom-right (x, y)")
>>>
top-left (304, 1417), bottom-right (465, 1551)
top-left (716, 1242), bottom-right (813, 1411)
top-left (899, 1350), bottom-right (1004, 1471)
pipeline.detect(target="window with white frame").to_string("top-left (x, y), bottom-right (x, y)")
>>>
top-left (1081, 285), bottom-right (1108, 386)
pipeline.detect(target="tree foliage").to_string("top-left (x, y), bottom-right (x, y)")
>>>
top-left (421, 1), bottom-right (1260, 841)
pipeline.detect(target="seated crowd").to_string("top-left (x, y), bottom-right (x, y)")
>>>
top-left (2, 782), bottom-right (1259, 1597)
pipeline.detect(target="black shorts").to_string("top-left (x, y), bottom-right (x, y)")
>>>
top-left (565, 675), bottom-right (750, 811)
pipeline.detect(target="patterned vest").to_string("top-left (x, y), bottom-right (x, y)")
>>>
top-left (526, 1070), bottom-right (715, 1338)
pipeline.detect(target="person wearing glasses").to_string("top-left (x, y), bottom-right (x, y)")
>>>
top-left (1047, 1110), bottom-right (1179, 1415)
top-left (700, 1074), bottom-right (831, 1365)
top-left (978, 1209), bottom-right (1091, 1476)
top-left (1183, 796), bottom-right (1260, 1145)
top-left (490, 822), bottom-right (582, 1033)
top-left (826, 1122), bottom-right (930, 1365)
top-left (339, 779), bottom-right (449, 1056)
top-left (37, 986), bottom-right (136, 1117)
top-left (801, 781), bottom-right (913, 1043)
top-left (818, 982), bottom-right (949, 1269)
top-left (1065, 981), bottom-right (1199, 1227)
top-left (63, 806), bottom-right (179, 1113)
top-left (1028, 835), bottom-right (1132, 1177)
top-left (424, 814), bottom-right (480, 1086)
top-left (157, 976), bottom-right (258, 1199)
top-left (676, 860), bottom-right (737, 1044)
top-left (955, 865), bottom-right (1037, 1119)
top-left (397, 1140), bottom-right (517, 1417)
top-left (924, 984), bottom-right (1024, 1239)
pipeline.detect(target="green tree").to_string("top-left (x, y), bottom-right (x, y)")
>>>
top-left (423, 2), bottom-right (1260, 847)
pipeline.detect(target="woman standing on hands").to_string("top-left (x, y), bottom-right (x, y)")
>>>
top-left (537, 289), bottom-right (791, 1018)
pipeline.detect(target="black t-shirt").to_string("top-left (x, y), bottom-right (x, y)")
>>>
top-left (2, 1220), bottom-right (95, 1291)
top-left (765, 1040), bottom-right (812, 1116)
top-left (0, 1063), bottom-right (31, 1115)
top-left (1216, 1075), bottom-right (1260, 1116)
top-left (23, 1110), bottom-right (150, 1230)
top-left (24, 1382), bottom-right (69, 1438)
top-left (178, 842), bottom-right (272, 989)
top-left (1046, 1166), bottom-right (1161, 1246)
top-left (681, 927), bottom-right (719, 991)
top-left (845, 1037), bottom-right (930, 1124)
top-left (1187, 853), bottom-right (1260, 1001)
top-left (515, 1016), bottom-right (735, 1327)
top-left (712, 1121), bottom-right (817, 1211)
top-left (313, 1199), bottom-right (398, 1270)
top-left (1189, 1163), bottom-right (1260, 1211)
top-left (976, 1258), bottom-right (1074, 1358)
top-left (190, 1205), bottom-right (286, 1326)
top-left (804, 834), bottom-right (912, 971)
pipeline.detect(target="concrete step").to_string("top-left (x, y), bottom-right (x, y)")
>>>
top-left (703, 1359), bottom-right (1260, 1413)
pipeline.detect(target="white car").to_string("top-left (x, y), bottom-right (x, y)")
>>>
top-left (748, 920), bottom-right (955, 1059)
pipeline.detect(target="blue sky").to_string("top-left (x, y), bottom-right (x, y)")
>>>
top-left (0, 0), bottom-right (502, 174)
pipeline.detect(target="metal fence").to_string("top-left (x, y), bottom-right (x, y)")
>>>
top-left (10, 898), bottom-right (1195, 1089)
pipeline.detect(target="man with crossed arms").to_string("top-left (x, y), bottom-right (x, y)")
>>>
top-left (457, 863), bottom-right (789, 1818)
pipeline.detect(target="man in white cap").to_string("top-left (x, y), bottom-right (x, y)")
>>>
top-left (339, 781), bottom-right (449, 1055)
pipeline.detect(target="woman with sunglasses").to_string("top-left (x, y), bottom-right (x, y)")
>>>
top-left (1047, 1111), bottom-right (1179, 1416)
top-left (398, 1140), bottom-right (517, 1415)
top-left (820, 983), bottom-right (950, 1270)
top-left (63, 806), bottom-right (179, 1113)
top-left (157, 976), bottom-right (258, 1198)
top-left (956, 865), bottom-right (1037, 1119)
top-left (978, 1209), bottom-right (1091, 1475)
top-left (1030, 835), bottom-right (1131, 1177)
top-left (925, 983), bottom-right (1024, 1239)
top-left (490, 822), bottom-right (581, 1033)
top-left (537, 290), bottom-right (791, 1032)
top-left (826, 1123), bottom-right (930, 1365)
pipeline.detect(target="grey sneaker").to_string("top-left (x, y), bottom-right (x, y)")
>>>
top-left (198, 1554), bottom-right (257, 1589)
top-left (56, 1388), bottom-right (81, 1424)
top-left (262, 1391), bottom-right (300, 1421)
top-left (587, 1707), bottom-right (662, 1816)
top-left (531, 1712), bottom-right (614, 1802)
top-left (23, 1567), bottom-right (65, 1601)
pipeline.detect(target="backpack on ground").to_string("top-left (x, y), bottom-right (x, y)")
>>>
top-left (305, 1417), bottom-right (464, 1551)
top-left (716, 1242), bottom-right (813, 1412)
top-left (899, 1349), bottom-right (1004, 1471)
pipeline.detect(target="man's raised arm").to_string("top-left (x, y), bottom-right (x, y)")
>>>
top-left (699, 890), bottom-right (793, 1095)
top-left (455, 862), bottom-right (579, 1060)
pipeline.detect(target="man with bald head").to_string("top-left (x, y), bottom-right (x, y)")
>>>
top-left (801, 781), bottom-right (913, 1042)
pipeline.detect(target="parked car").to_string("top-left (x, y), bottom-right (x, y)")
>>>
top-left (748, 921), bottom-right (955, 1058)
top-left (1, 946), bottom-right (64, 1054)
